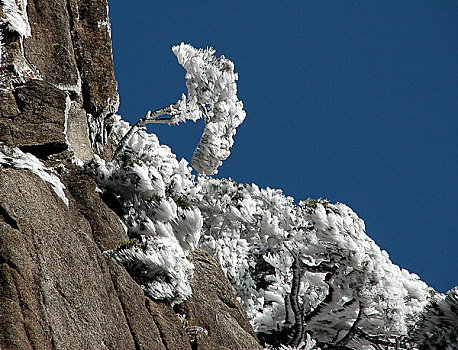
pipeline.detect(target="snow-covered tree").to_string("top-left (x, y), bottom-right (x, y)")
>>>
top-left (88, 116), bottom-right (201, 304)
top-left (187, 179), bottom-right (433, 349)
top-left (87, 44), bottom-right (456, 349)
top-left (411, 286), bottom-right (458, 349)
top-left (114, 43), bottom-right (246, 175)
top-left (88, 114), bottom-right (439, 348)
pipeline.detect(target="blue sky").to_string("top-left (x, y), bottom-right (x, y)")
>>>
top-left (108, 1), bottom-right (457, 293)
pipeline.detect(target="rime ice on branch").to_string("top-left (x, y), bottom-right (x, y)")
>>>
top-left (89, 43), bottom-right (450, 349)
top-left (114, 42), bottom-right (246, 175)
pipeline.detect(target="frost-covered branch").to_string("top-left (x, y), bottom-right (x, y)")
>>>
top-left (113, 105), bottom-right (179, 159)
top-left (287, 253), bottom-right (305, 347)
top-left (114, 43), bottom-right (246, 175)
top-left (303, 274), bottom-right (335, 325)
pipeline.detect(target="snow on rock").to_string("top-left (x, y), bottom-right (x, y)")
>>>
top-left (0, 143), bottom-right (69, 206)
top-left (0, 0), bottom-right (41, 89)
top-left (0, 0), bottom-right (31, 37)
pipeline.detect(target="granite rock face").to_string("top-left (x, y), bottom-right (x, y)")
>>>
top-left (0, 80), bottom-right (68, 157)
top-left (1, 0), bottom-right (118, 154)
top-left (0, 0), bottom-right (261, 349)
top-left (177, 250), bottom-right (262, 350)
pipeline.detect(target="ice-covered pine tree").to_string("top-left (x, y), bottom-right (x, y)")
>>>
top-left (114, 42), bottom-right (246, 175)
top-left (87, 43), bottom-right (454, 349)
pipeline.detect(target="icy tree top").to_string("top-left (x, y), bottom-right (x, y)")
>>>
top-left (114, 43), bottom-right (246, 175)
top-left (171, 43), bottom-right (246, 175)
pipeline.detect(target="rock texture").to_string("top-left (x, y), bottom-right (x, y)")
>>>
top-left (0, 80), bottom-right (68, 157)
top-left (0, 0), bottom-right (261, 349)
top-left (177, 250), bottom-right (262, 350)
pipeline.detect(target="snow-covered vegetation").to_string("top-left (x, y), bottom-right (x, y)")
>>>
top-left (115, 43), bottom-right (246, 175)
top-left (87, 118), bottom-right (439, 348)
top-left (86, 44), bottom-right (456, 349)
top-left (89, 117), bottom-right (199, 303)
top-left (412, 286), bottom-right (458, 349)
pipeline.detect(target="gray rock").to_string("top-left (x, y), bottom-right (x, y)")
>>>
top-left (177, 250), bottom-right (263, 350)
top-left (24, 0), bottom-right (80, 90)
top-left (0, 80), bottom-right (68, 158)
top-left (66, 101), bottom-right (93, 163)
top-left (0, 168), bottom-right (135, 349)
top-left (67, 0), bottom-right (119, 118)
top-left (1, 0), bottom-right (119, 155)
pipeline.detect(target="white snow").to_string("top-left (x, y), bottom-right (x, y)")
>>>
top-left (0, 144), bottom-right (69, 206)
top-left (64, 95), bottom-right (71, 144)
top-left (172, 43), bottom-right (246, 175)
top-left (88, 112), bottom-right (433, 347)
top-left (85, 44), bottom-right (442, 349)
top-left (0, 0), bottom-right (31, 37)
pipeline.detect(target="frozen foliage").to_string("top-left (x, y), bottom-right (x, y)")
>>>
top-left (87, 114), bottom-right (445, 349)
top-left (115, 43), bottom-right (246, 175)
top-left (412, 286), bottom-right (458, 349)
top-left (88, 116), bottom-right (201, 304)
top-left (172, 43), bottom-right (246, 175)
top-left (189, 181), bottom-right (434, 348)
top-left (0, 144), bottom-right (69, 206)
top-left (105, 236), bottom-right (194, 303)
top-left (87, 47), bottom-right (456, 348)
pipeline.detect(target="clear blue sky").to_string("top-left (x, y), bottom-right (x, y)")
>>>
top-left (108, 1), bottom-right (457, 293)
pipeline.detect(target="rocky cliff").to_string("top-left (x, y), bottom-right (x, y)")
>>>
top-left (0, 1), bottom-right (261, 349)
top-left (2, 1), bottom-right (457, 350)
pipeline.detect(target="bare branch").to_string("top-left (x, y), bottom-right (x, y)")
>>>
top-left (335, 300), bottom-right (362, 346)
top-left (287, 253), bottom-right (305, 346)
